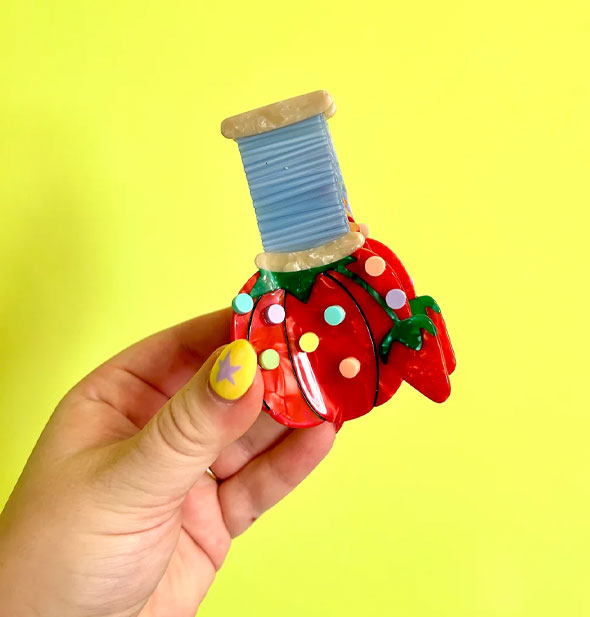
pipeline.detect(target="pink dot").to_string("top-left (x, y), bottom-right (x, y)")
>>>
top-left (365, 255), bottom-right (386, 277)
top-left (264, 304), bottom-right (285, 325)
top-left (359, 222), bottom-right (370, 237)
top-left (339, 357), bottom-right (361, 379)
top-left (386, 289), bottom-right (407, 310)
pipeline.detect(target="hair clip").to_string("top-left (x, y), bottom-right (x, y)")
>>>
top-left (222, 90), bottom-right (455, 429)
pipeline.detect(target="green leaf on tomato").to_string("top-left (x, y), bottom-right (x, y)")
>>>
top-left (380, 314), bottom-right (437, 362)
top-left (250, 256), bottom-right (356, 303)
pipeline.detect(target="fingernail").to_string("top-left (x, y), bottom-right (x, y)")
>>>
top-left (209, 339), bottom-right (257, 400)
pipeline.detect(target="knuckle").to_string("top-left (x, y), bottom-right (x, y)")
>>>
top-left (153, 393), bottom-right (207, 458)
top-left (268, 450), bottom-right (296, 492)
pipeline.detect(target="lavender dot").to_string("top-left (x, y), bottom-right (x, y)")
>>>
top-left (265, 304), bottom-right (285, 325)
top-left (386, 289), bottom-right (407, 310)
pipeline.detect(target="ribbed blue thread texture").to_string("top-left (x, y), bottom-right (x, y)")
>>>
top-left (236, 114), bottom-right (351, 253)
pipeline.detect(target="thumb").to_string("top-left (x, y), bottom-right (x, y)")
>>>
top-left (114, 339), bottom-right (264, 502)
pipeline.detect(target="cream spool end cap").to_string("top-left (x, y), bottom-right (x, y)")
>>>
top-left (221, 90), bottom-right (336, 139)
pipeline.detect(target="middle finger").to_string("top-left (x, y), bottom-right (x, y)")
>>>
top-left (210, 411), bottom-right (290, 480)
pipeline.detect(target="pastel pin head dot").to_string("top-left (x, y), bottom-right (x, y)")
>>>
top-left (339, 357), bottom-right (361, 379)
top-left (299, 332), bottom-right (320, 353)
top-left (232, 293), bottom-right (254, 315)
top-left (258, 348), bottom-right (280, 370)
top-left (364, 255), bottom-right (386, 277)
top-left (385, 288), bottom-right (407, 310)
top-left (263, 303), bottom-right (285, 325)
top-left (225, 90), bottom-right (456, 429)
top-left (324, 305), bottom-right (346, 326)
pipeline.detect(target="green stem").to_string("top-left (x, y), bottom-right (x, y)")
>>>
top-left (248, 255), bottom-right (438, 363)
top-left (335, 261), bottom-right (437, 361)
top-left (409, 295), bottom-right (441, 315)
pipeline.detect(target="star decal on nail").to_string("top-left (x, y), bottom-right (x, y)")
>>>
top-left (216, 351), bottom-right (241, 385)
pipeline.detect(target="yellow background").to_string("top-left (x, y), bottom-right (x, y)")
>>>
top-left (1, 1), bottom-right (589, 615)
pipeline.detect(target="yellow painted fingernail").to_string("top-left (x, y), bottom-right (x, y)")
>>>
top-left (209, 339), bottom-right (257, 400)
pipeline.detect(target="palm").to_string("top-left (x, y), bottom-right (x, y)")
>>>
top-left (68, 308), bottom-right (334, 617)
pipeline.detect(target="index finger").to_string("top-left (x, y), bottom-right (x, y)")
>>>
top-left (103, 307), bottom-right (233, 399)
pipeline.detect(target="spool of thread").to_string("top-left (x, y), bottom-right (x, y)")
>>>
top-left (223, 92), bottom-right (352, 254)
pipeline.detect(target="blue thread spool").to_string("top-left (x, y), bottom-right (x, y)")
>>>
top-left (222, 91), bottom-right (352, 254)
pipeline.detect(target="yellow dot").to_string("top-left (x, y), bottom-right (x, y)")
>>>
top-left (339, 357), bottom-right (361, 379)
top-left (365, 255), bottom-right (386, 277)
top-left (299, 332), bottom-right (320, 353)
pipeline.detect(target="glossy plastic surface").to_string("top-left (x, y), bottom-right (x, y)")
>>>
top-left (231, 235), bottom-right (455, 429)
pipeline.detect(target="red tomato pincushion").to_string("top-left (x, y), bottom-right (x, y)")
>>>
top-left (222, 90), bottom-right (455, 429)
top-left (231, 232), bottom-right (455, 429)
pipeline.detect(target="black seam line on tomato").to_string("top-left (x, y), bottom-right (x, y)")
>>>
top-left (324, 272), bottom-right (380, 409)
top-left (249, 254), bottom-right (439, 362)
top-left (246, 295), bottom-right (259, 337)
top-left (333, 262), bottom-right (438, 362)
top-left (333, 259), bottom-right (400, 323)
top-left (249, 255), bottom-right (356, 303)
top-left (246, 295), bottom-right (270, 412)
top-left (282, 292), bottom-right (330, 424)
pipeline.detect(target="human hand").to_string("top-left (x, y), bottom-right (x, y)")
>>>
top-left (0, 308), bottom-right (335, 617)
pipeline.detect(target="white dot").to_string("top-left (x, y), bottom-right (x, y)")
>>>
top-left (386, 289), bottom-right (407, 310)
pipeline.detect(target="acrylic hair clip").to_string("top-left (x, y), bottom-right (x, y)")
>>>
top-left (221, 90), bottom-right (455, 429)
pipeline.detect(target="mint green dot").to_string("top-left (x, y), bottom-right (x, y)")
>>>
top-left (259, 349), bottom-right (280, 370)
top-left (324, 305), bottom-right (346, 326)
top-left (232, 293), bottom-right (253, 315)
